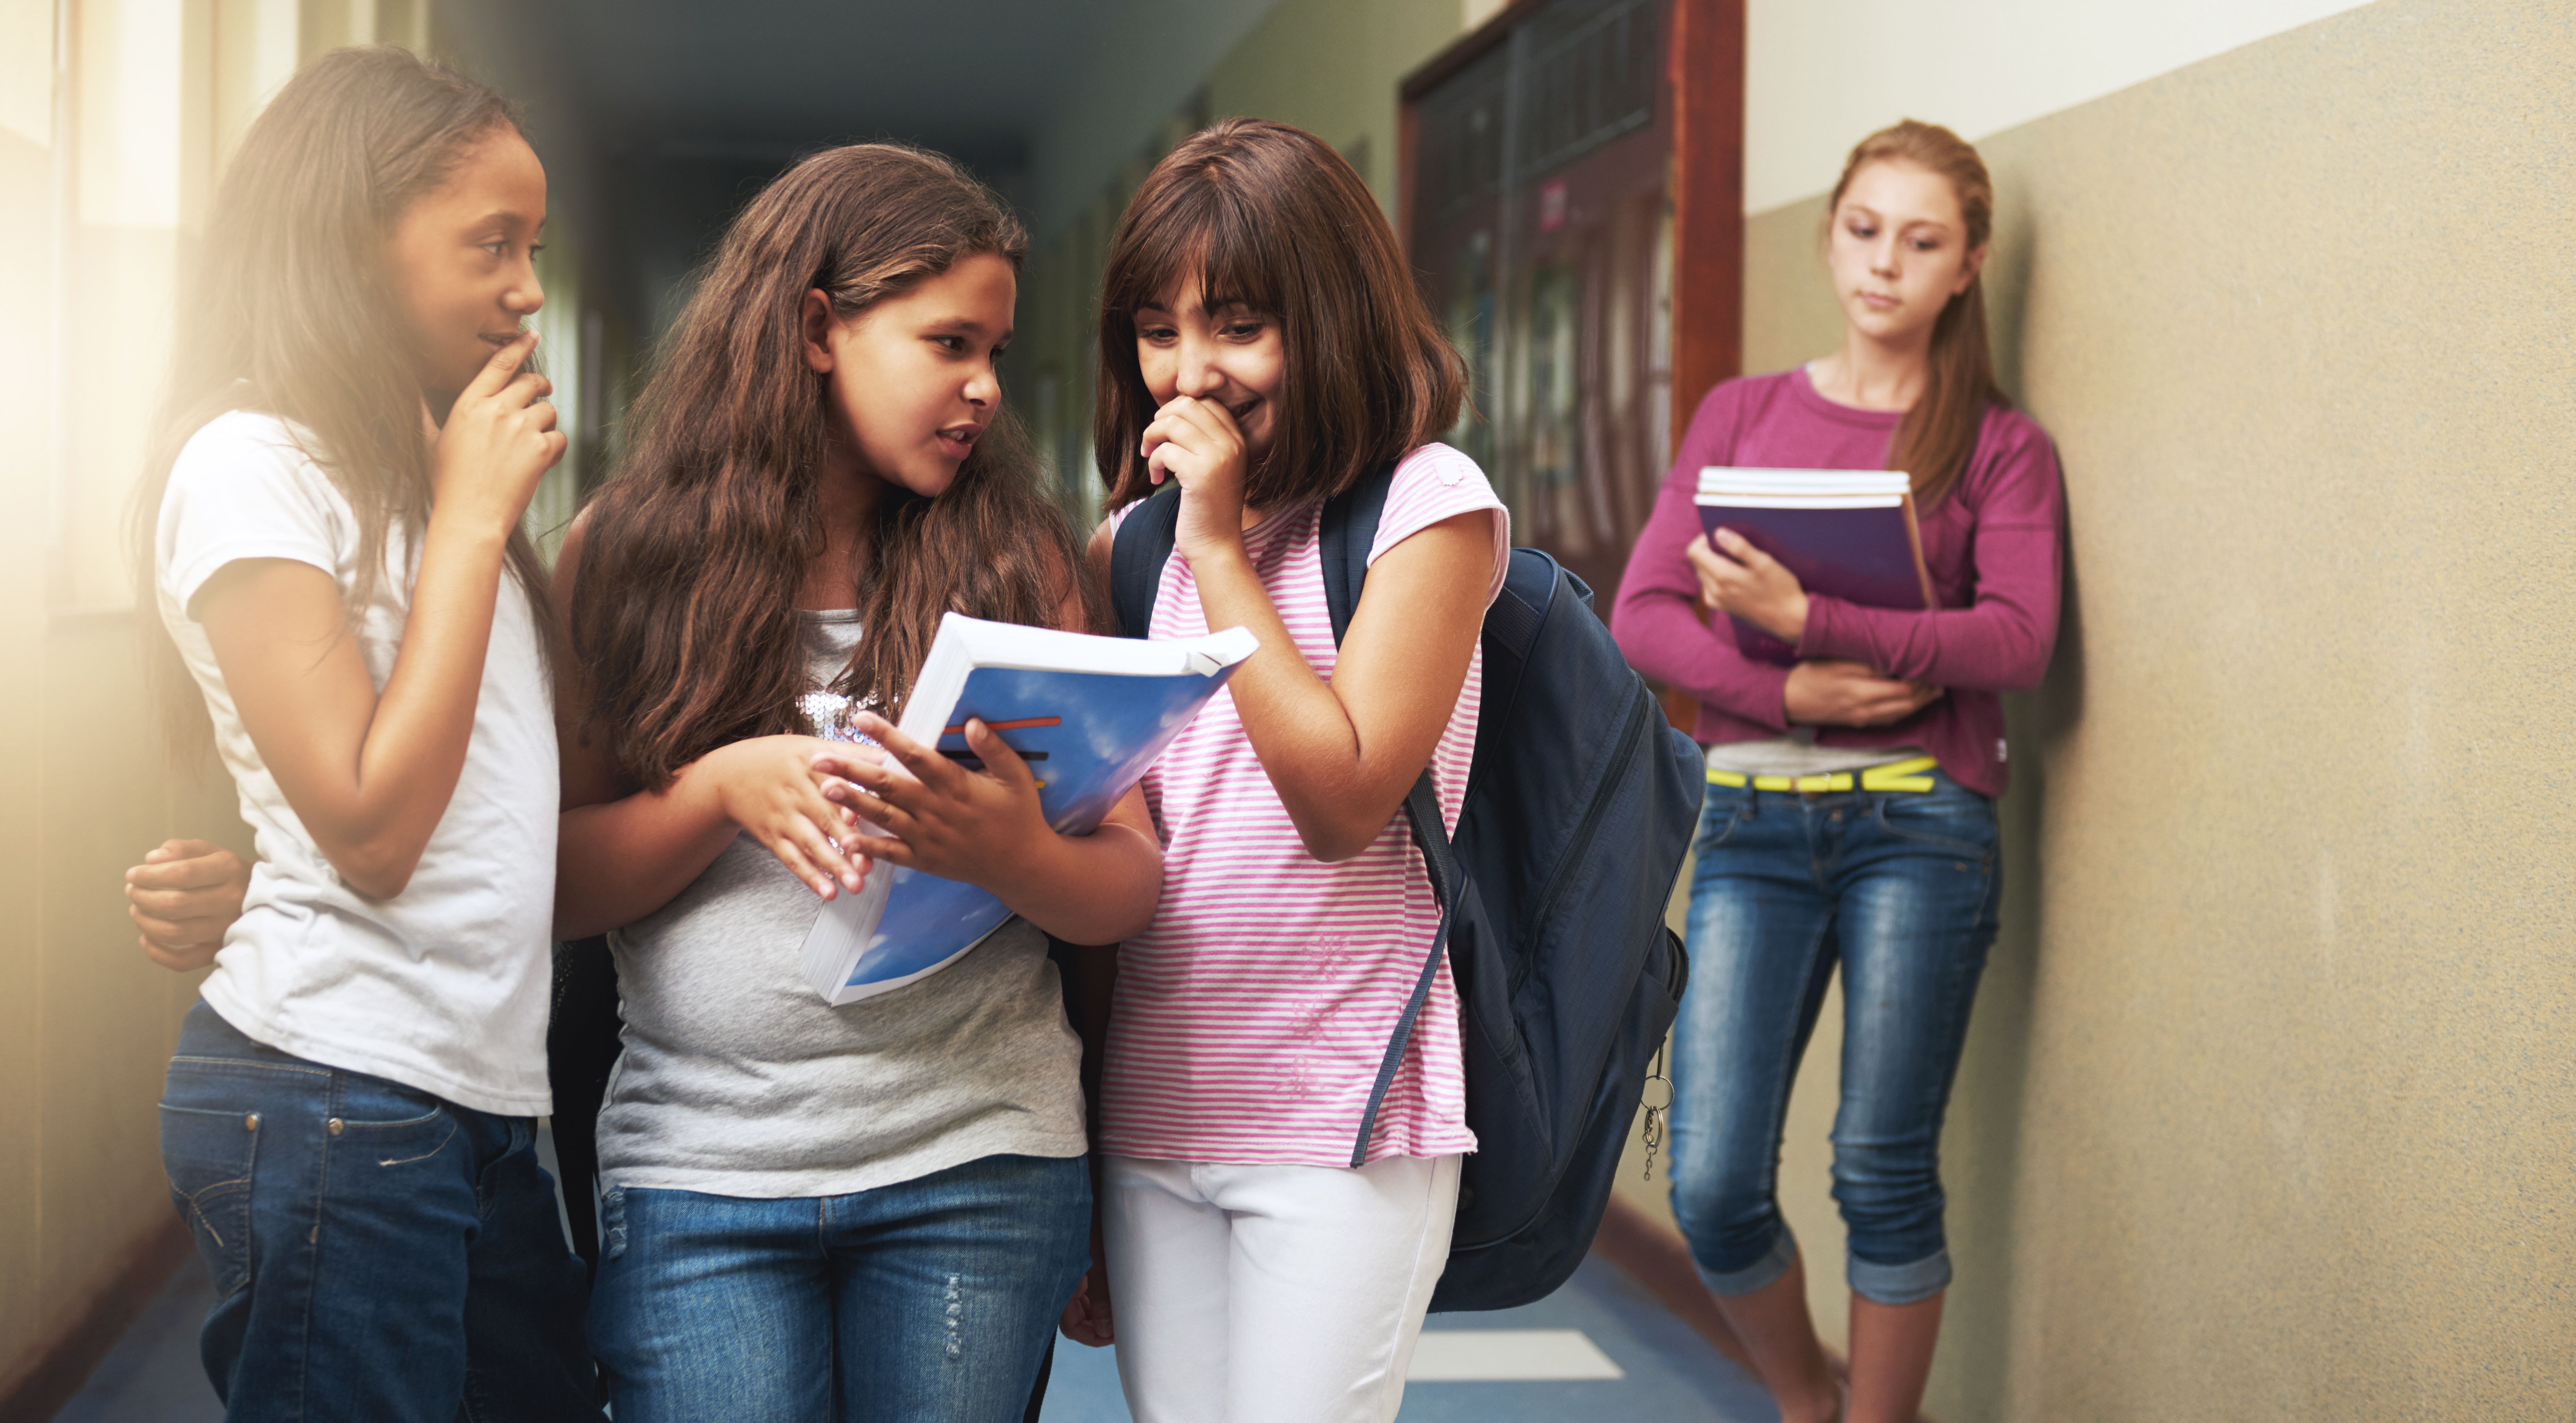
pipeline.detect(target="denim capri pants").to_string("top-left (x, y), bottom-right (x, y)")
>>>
top-left (1665, 767), bottom-right (2002, 1307)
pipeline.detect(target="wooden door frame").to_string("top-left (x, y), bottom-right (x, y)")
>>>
top-left (1395, 0), bottom-right (1745, 453)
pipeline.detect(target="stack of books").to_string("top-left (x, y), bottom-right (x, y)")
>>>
top-left (1694, 467), bottom-right (1936, 664)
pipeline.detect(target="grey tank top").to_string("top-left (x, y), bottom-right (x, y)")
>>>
top-left (595, 610), bottom-right (1088, 1198)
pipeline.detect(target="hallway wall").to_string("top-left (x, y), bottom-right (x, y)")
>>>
top-left (0, 0), bottom-right (611, 1398)
top-left (1732, 0), bottom-right (2574, 1416)
top-left (0, 0), bottom-right (273, 1393)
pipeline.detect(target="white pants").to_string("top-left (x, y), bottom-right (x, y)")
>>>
top-left (1103, 1153), bottom-right (1463, 1423)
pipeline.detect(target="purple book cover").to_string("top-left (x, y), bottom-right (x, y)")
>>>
top-left (1698, 501), bottom-right (1933, 664)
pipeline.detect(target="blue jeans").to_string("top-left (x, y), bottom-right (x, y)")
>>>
top-left (158, 999), bottom-right (600, 1421)
top-left (1667, 771), bottom-right (2002, 1306)
top-left (588, 1153), bottom-right (1090, 1423)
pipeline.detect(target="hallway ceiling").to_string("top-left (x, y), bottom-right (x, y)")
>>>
top-left (449, 0), bottom-right (1282, 340)
top-left (514, 0), bottom-right (1097, 176)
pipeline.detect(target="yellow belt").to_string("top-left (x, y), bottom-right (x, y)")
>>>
top-left (1705, 755), bottom-right (1939, 793)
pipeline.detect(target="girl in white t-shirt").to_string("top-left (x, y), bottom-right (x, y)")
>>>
top-left (1063, 119), bottom-right (1511, 1423)
top-left (131, 48), bottom-right (599, 1420)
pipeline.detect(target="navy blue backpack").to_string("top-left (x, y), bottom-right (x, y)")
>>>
top-left (1110, 468), bottom-right (1703, 1311)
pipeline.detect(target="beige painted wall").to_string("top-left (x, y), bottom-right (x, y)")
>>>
top-left (1722, 0), bottom-right (2575, 1416)
top-left (1742, 0), bottom-right (2375, 212)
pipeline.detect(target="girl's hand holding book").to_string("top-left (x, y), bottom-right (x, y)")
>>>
top-left (1690, 526), bottom-right (1812, 643)
top-left (704, 734), bottom-right (869, 900)
top-left (812, 713), bottom-right (1050, 897)
top-left (1784, 659), bottom-right (1944, 728)
top-left (425, 329), bottom-right (563, 537)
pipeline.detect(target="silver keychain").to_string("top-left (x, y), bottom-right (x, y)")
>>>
top-left (1638, 1042), bottom-right (1673, 1180)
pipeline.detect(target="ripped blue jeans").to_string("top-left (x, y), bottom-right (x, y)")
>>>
top-left (587, 1154), bottom-right (1089, 1423)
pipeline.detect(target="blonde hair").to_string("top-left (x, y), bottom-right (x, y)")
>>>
top-left (1826, 119), bottom-right (2004, 507)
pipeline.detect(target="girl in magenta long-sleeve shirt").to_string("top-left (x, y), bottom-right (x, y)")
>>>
top-left (1608, 122), bottom-right (2062, 1423)
top-left (1611, 357), bottom-right (2061, 800)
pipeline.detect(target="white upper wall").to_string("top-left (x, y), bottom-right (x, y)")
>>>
top-left (1746, 0), bottom-right (2376, 212)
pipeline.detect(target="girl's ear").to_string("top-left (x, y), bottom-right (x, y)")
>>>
top-left (1953, 244), bottom-right (1989, 297)
top-left (800, 289), bottom-right (838, 373)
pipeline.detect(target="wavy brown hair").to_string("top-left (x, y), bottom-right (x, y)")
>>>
top-left (572, 144), bottom-right (1087, 790)
top-left (1826, 119), bottom-right (2007, 507)
top-left (1095, 119), bottom-right (1466, 511)
top-left (129, 46), bottom-right (553, 754)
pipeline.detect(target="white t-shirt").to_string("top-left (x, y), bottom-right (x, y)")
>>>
top-left (157, 411), bottom-right (558, 1116)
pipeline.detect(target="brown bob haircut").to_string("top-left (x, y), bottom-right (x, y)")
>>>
top-left (1094, 119), bottom-right (1465, 511)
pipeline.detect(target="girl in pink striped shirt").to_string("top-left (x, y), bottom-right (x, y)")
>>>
top-left (1062, 120), bottom-right (1511, 1423)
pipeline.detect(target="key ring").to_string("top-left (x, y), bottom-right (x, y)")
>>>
top-left (1638, 1043), bottom-right (1673, 1181)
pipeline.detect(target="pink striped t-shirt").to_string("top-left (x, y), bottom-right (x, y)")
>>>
top-left (1098, 443), bottom-right (1509, 1166)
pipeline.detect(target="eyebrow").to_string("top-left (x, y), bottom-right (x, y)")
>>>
top-left (1842, 204), bottom-right (1951, 231)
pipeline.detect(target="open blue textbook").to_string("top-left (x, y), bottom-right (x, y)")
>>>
top-left (796, 612), bottom-right (1257, 1005)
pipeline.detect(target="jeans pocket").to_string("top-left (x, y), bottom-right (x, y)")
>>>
top-left (1871, 784), bottom-right (1998, 861)
top-left (1696, 792), bottom-right (1751, 853)
top-left (335, 1076), bottom-right (459, 1169)
top-left (160, 1102), bottom-right (261, 1299)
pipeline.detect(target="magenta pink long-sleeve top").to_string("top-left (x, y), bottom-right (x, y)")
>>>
top-left (1609, 367), bottom-right (2064, 798)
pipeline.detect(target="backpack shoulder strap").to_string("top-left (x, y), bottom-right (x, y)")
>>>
top-left (1315, 464), bottom-right (1399, 644)
top-left (1320, 460), bottom-right (1476, 1167)
top-left (1109, 486), bottom-right (1184, 638)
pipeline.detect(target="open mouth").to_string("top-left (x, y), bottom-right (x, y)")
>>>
top-left (936, 423), bottom-right (983, 459)
top-left (1225, 396), bottom-right (1261, 425)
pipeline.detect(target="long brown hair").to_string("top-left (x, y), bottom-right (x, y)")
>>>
top-left (1826, 119), bottom-right (2005, 508)
top-left (130, 45), bottom-right (553, 754)
top-left (1095, 119), bottom-right (1465, 511)
top-left (572, 144), bottom-right (1086, 790)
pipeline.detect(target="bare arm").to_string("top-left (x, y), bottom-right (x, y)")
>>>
top-left (549, 514), bottom-right (867, 940)
top-left (1126, 396), bottom-right (1491, 862)
top-left (1187, 518), bottom-right (1488, 861)
top-left (199, 333), bottom-right (561, 900)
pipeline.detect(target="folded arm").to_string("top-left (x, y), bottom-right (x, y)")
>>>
top-left (1796, 433), bottom-right (2064, 690)
top-left (1608, 459), bottom-right (1793, 730)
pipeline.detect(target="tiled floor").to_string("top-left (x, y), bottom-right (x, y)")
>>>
top-left (1040, 1254), bottom-right (1777, 1420)
top-left (64, 1252), bottom-right (1774, 1422)
top-left (68, 1126), bottom-right (1770, 1422)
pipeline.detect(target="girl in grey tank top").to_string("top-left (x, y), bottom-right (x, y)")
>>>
top-left (551, 148), bottom-right (1165, 1423)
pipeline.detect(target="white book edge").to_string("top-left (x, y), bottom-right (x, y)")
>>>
top-left (1695, 493), bottom-right (1904, 509)
top-left (800, 614), bottom-right (1258, 1003)
top-left (1700, 479), bottom-right (1911, 494)
top-left (1698, 465), bottom-right (1913, 487)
